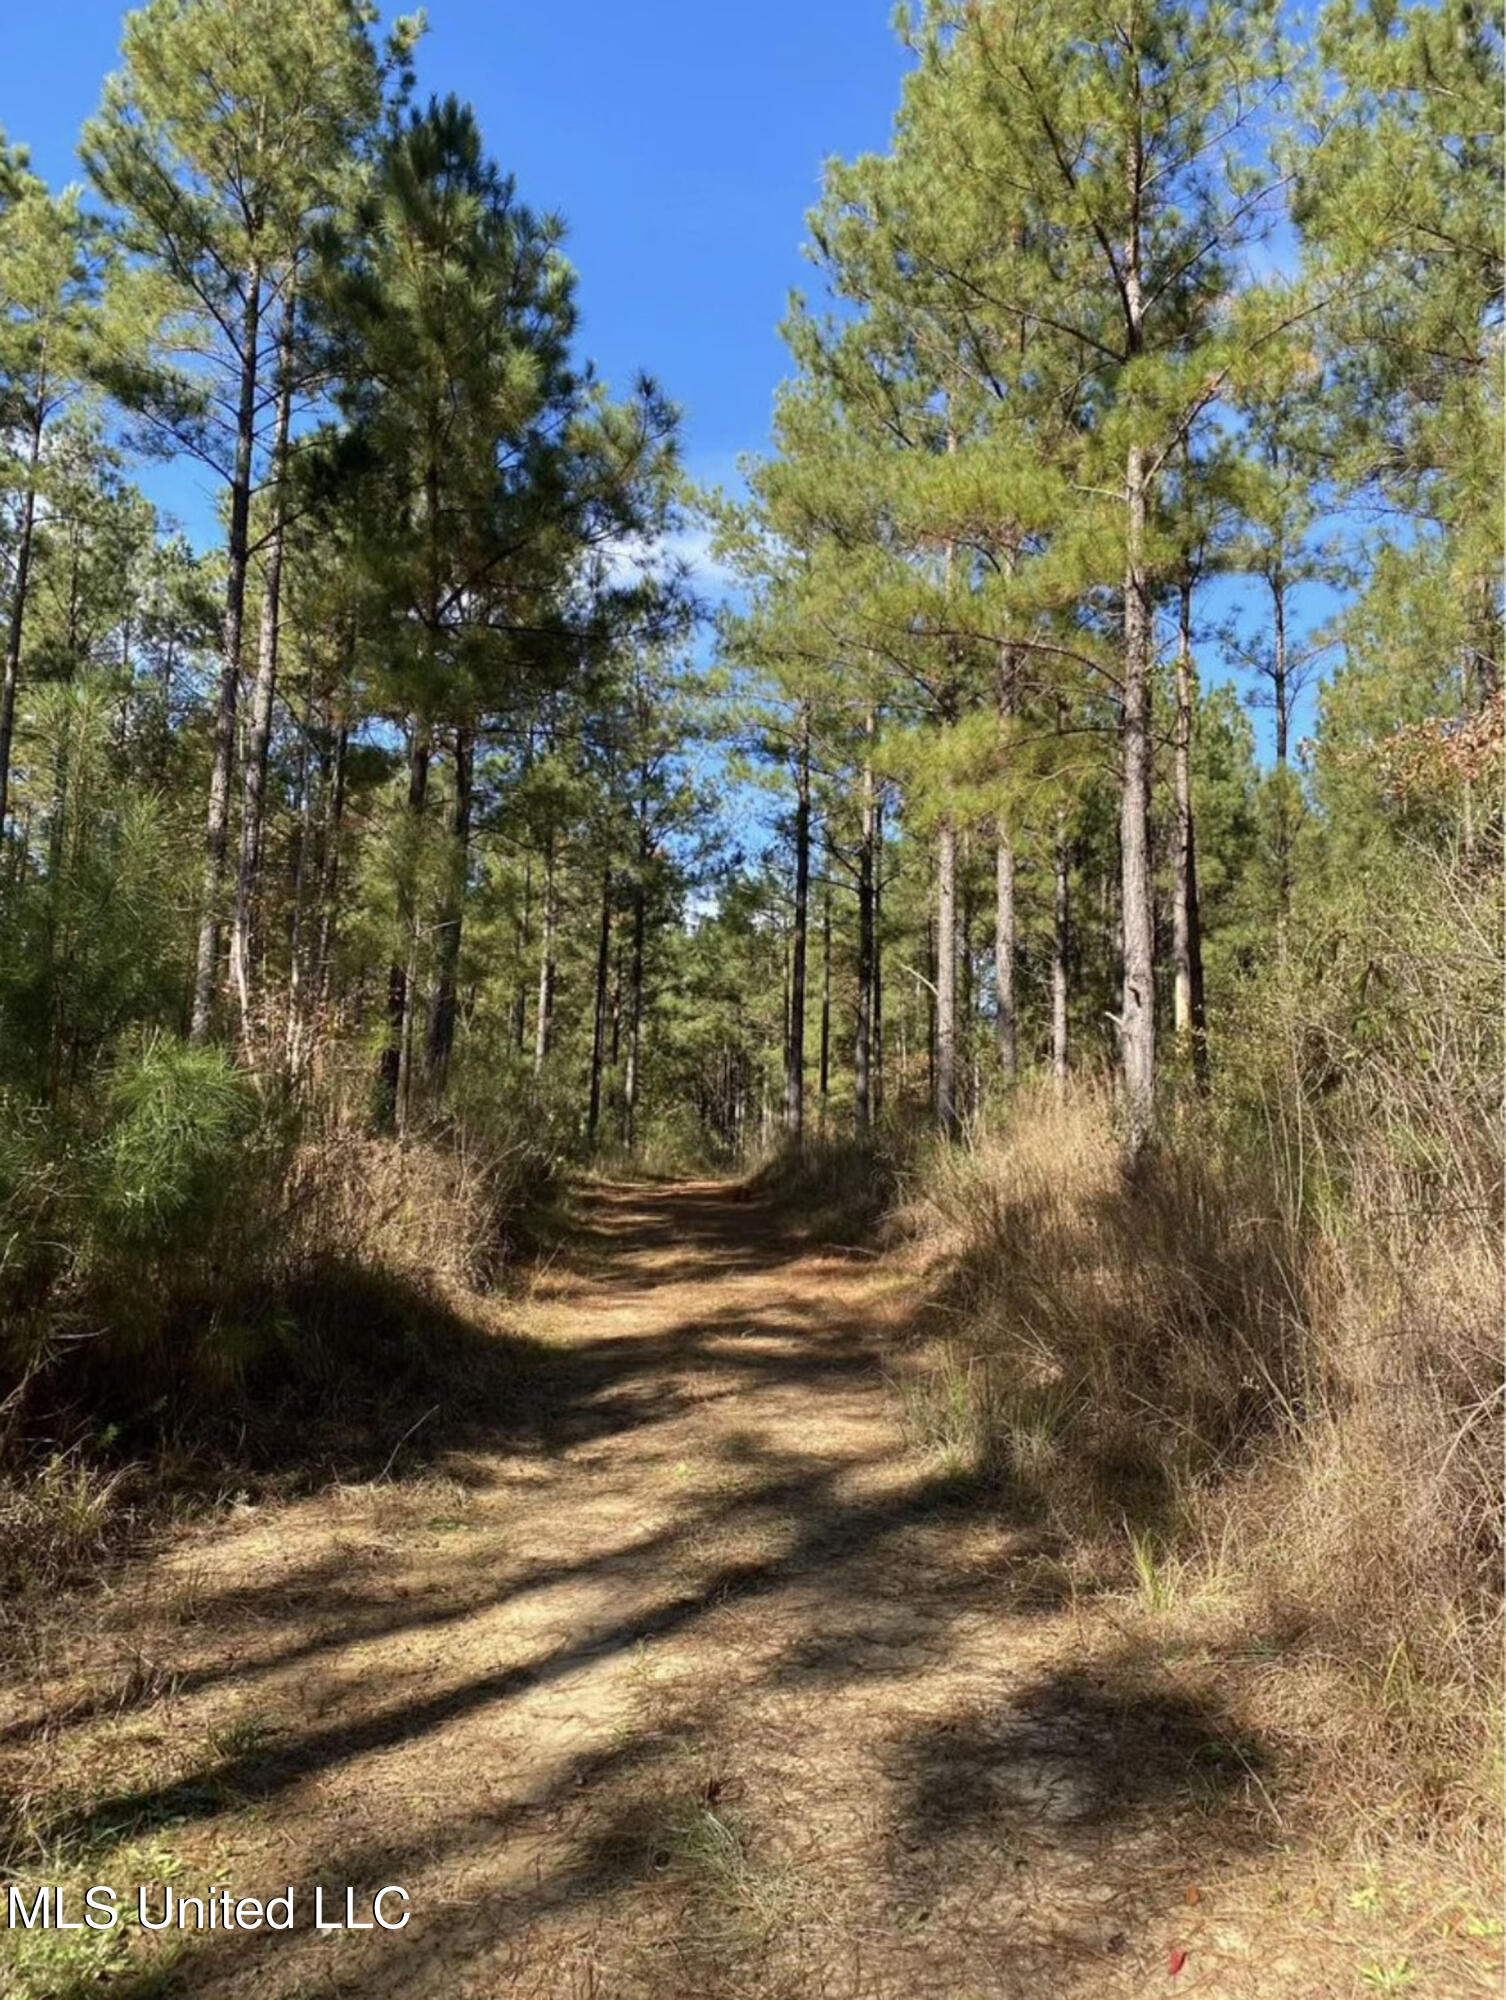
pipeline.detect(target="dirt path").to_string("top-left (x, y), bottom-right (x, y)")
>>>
top-left (2, 1184), bottom-right (1494, 1999)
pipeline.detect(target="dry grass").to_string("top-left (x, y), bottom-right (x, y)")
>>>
top-left (0, 1113), bottom-right (555, 1663)
top-left (0, 1454), bottom-right (128, 1598)
top-left (894, 1077), bottom-right (1503, 1865)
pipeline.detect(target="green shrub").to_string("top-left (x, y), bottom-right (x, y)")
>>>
top-left (84, 1035), bottom-right (264, 1258)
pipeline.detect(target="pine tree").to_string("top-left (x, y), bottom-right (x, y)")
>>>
top-left (84, 0), bottom-right (404, 1039)
top-left (0, 168), bottom-right (103, 846)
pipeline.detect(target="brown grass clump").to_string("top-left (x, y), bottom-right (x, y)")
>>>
top-left (897, 1087), bottom-right (1307, 1523)
top-left (0, 1093), bottom-right (560, 1621)
top-left (896, 1062), bottom-right (1502, 1855)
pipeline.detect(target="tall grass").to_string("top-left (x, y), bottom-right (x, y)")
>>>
top-left (897, 854), bottom-right (1502, 1847)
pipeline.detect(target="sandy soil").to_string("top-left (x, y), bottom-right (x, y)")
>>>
top-left (1, 1182), bottom-right (1497, 1999)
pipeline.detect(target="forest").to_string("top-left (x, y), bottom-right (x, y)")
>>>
top-left (0, 1), bottom-right (1501, 1996)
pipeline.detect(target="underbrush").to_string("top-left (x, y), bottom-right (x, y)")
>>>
top-left (895, 858), bottom-right (1502, 1861)
top-left (744, 1122), bottom-right (915, 1244)
top-left (0, 1037), bottom-right (564, 1604)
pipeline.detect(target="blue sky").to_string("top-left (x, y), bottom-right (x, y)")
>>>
top-left (6, 0), bottom-right (911, 504)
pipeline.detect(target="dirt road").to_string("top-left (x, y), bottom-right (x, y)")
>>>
top-left (2, 1183), bottom-right (1489, 1999)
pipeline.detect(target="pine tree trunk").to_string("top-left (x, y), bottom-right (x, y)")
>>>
top-left (995, 646), bottom-right (1017, 1078)
top-left (513, 855), bottom-right (531, 1052)
top-left (1173, 574), bottom-right (1209, 1085)
top-left (960, 842), bottom-right (976, 1117)
top-left (192, 263), bottom-right (262, 1040)
top-left (1273, 571), bottom-right (1288, 770)
top-left (1121, 439), bottom-right (1156, 1155)
top-left (623, 859), bottom-right (646, 1150)
top-left (229, 288), bottom-right (295, 1051)
top-left (425, 724), bottom-right (473, 1086)
top-left (533, 840), bottom-right (556, 1075)
top-left (1052, 807), bottom-right (1070, 1099)
top-left (587, 858), bottom-right (613, 1142)
top-left (283, 663), bottom-right (317, 1075)
top-left (1172, 574), bottom-right (1194, 1041)
top-left (819, 878), bottom-right (832, 1124)
top-left (925, 911), bottom-right (936, 1104)
top-left (1272, 570), bottom-right (1293, 917)
top-left (995, 835), bottom-right (1016, 1078)
top-left (381, 725), bottom-right (429, 1128)
top-left (0, 400), bottom-right (44, 843)
top-left (872, 794), bottom-right (884, 1118)
top-left (784, 713), bottom-right (810, 1145)
top-left (1118, 121), bottom-right (1157, 1155)
top-left (935, 816), bottom-right (958, 1135)
top-left (854, 716), bottom-right (876, 1132)
top-left (314, 718), bottom-right (347, 1016)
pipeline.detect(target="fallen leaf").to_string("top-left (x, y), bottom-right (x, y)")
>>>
top-left (1169, 1947), bottom-right (1188, 1975)
top-left (1185, 1885), bottom-right (1202, 1906)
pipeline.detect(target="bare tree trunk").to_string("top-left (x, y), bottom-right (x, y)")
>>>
top-left (622, 857), bottom-right (646, 1150)
top-left (1271, 569), bottom-right (1295, 918)
top-left (425, 724), bottom-right (473, 1086)
top-left (587, 858), bottom-right (613, 1142)
top-left (1117, 117), bottom-right (1157, 1156)
top-left (935, 816), bottom-right (958, 1135)
top-left (1121, 438), bottom-right (1156, 1155)
top-left (995, 642), bottom-right (1017, 1078)
top-left (872, 794), bottom-right (884, 1118)
top-left (855, 714), bottom-right (876, 1132)
top-left (1173, 573), bottom-right (1209, 1085)
top-left (784, 712), bottom-right (811, 1145)
top-left (960, 840), bottom-right (976, 1117)
top-left (1052, 807), bottom-right (1070, 1099)
top-left (0, 400), bottom-right (44, 844)
top-left (381, 725), bottom-right (429, 1129)
top-left (192, 263), bottom-right (262, 1040)
top-left (819, 878), bottom-right (832, 1125)
top-left (925, 911), bottom-right (936, 1104)
top-left (230, 287), bottom-right (295, 1049)
top-left (513, 855), bottom-right (531, 1052)
top-left (1172, 573), bottom-right (1194, 1041)
top-left (314, 717), bottom-right (347, 1016)
top-left (533, 840), bottom-right (556, 1075)
top-left (284, 663), bottom-right (317, 1075)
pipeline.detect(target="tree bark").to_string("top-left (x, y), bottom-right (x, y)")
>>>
top-left (380, 725), bottom-right (429, 1129)
top-left (425, 724), bottom-right (473, 1086)
top-left (784, 711), bottom-right (810, 1145)
top-left (935, 816), bottom-right (958, 1135)
top-left (513, 854), bottom-right (531, 1053)
top-left (1121, 439), bottom-right (1156, 1155)
top-left (1052, 807), bottom-right (1070, 1099)
top-left (533, 839), bottom-right (556, 1075)
top-left (283, 662), bottom-right (317, 1075)
top-left (854, 714), bottom-right (876, 1132)
top-left (192, 262), bottom-right (263, 1040)
top-left (622, 853), bottom-right (646, 1150)
top-left (314, 717), bottom-right (347, 1015)
top-left (587, 857), bottom-right (613, 1142)
top-left (1172, 572), bottom-right (1208, 1085)
top-left (995, 834), bottom-right (1016, 1078)
top-left (819, 877), bottom-right (832, 1124)
top-left (0, 399), bottom-right (44, 844)
top-left (872, 794), bottom-right (884, 1118)
top-left (229, 287), bottom-right (295, 1050)
top-left (994, 641), bottom-right (1018, 1079)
